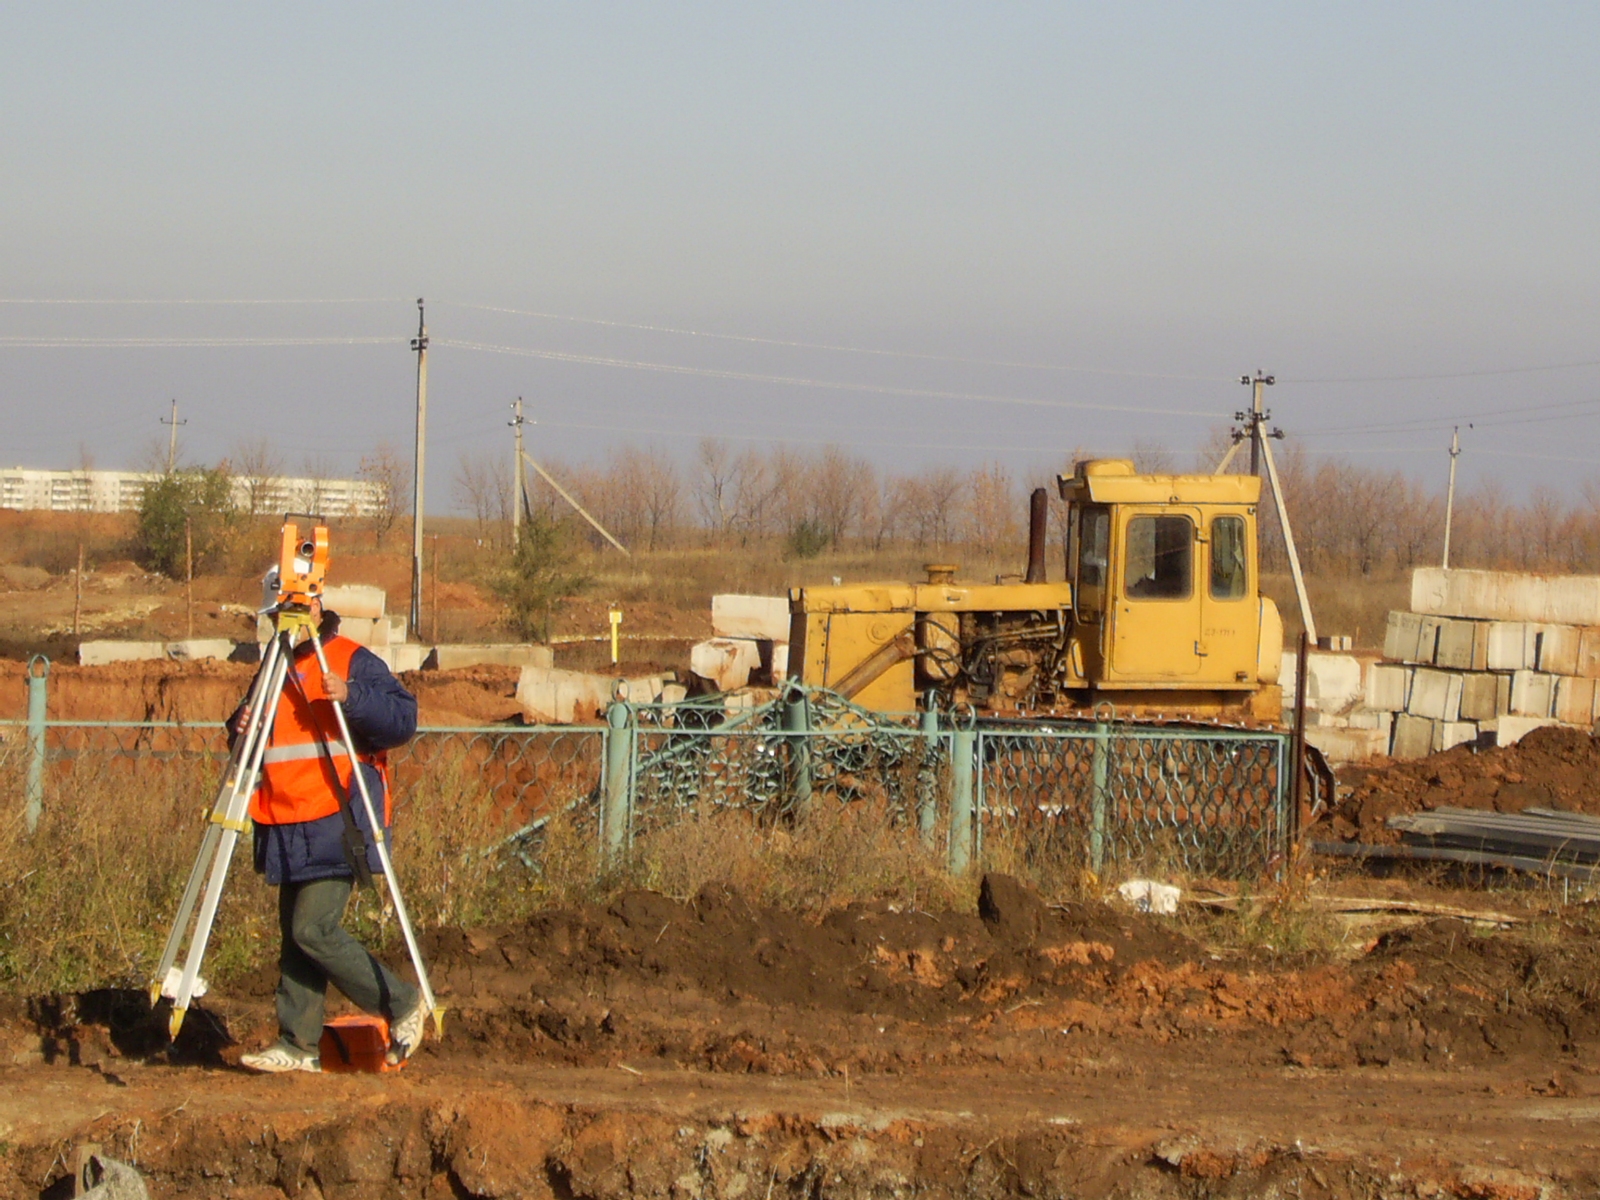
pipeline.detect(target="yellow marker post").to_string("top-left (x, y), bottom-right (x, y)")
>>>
top-left (608, 607), bottom-right (622, 665)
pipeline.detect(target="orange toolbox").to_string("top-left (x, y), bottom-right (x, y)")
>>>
top-left (318, 1015), bottom-right (400, 1073)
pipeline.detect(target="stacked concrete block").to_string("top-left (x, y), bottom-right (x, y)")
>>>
top-left (693, 594), bottom-right (792, 690)
top-left (425, 644), bottom-right (554, 671)
top-left (1365, 663), bottom-right (1411, 711)
top-left (1407, 668), bottom-right (1463, 722)
top-left (1509, 670), bottom-right (1555, 718)
top-left (1391, 714), bottom-right (1437, 760)
top-left (1458, 673), bottom-right (1500, 722)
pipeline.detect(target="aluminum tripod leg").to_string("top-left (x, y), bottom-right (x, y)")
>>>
top-left (307, 630), bottom-right (442, 1034)
top-left (163, 634), bottom-right (294, 1036)
top-left (149, 634), bottom-right (286, 1005)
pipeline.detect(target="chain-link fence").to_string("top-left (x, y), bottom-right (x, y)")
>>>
top-left (3, 679), bottom-right (1293, 880)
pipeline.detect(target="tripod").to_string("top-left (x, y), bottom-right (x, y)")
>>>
top-left (151, 602), bottom-right (440, 1044)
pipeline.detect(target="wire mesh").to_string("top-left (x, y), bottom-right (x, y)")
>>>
top-left (976, 720), bottom-right (1289, 878)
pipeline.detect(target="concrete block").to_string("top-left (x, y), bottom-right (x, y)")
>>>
top-left (375, 644), bottom-right (428, 674)
top-left (1509, 670), bottom-right (1555, 717)
top-left (78, 640), bottom-right (168, 666)
top-left (1497, 673), bottom-right (1512, 716)
top-left (1487, 715), bottom-right (1558, 746)
top-left (689, 638), bottom-right (763, 692)
top-left (1458, 672), bottom-right (1501, 721)
top-left (1383, 611), bottom-right (1424, 663)
top-left (1471, 621), bottom-right (1491, 671)
top-left (1417, 616), bottom-right (1446, 665)
top-left (1537, 624), bottom-right (1582, 676)
top-left (1433, 720), bottom-right (1478, 753)
top-left (165, 639), bottom-right (236, 663)
top-left (1578, 628), bottom-right (1600, 679)
top-left (1434, 619), bottom-right (1478, 670)
top-left (387, 614), bottom-right (408, 645)
top-left (515, 666), bottom-right (612, 725)
top-left (770, 642), bottom-right (789, 683)
top-left (334, 616), bottom-right (381, 647)
top-left (1555, 676), bottom-right (1597, 726)
top-left (711, 594), bottom-right (791, 642)
top-left (661, 682), bottom-right (689, 705)
top-left (322, 584), bottom-right (386, 620)
top-left (426, 644), bottom-right (555, 671)
top-left (1345, 709), bottom-right (1393, 735)
top-left (1407, 668), bottom-right (1463, 722)
top-left (1485, 622), bottom-right (1528, 671)
top-left (1304, 726), bottom-right (1391, 765)
top-left (1412, 567), bottom-right (1600, 626)
top-left (1365, 663), bottom-right (1412, 711)
top-left (1391, 714), bottom-right (1437, 760)
top-left (1305, 652), bottom-right (1363, 713)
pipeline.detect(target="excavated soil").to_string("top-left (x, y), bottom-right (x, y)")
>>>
top-left (1328, 726), bottom-right (1600, 843)
top-left (9, 876), bottom-right (1600, 1196)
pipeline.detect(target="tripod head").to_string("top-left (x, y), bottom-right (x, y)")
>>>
top-left (267, 515), bottom-right (330, 628)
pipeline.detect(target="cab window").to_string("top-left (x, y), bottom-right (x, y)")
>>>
top-left (1124, 515), bottom-right (1192, 600)
top-left (1210, 515), bottom-right (1248, 600)
top-left (1077, 507), bottom-right (1109, 590)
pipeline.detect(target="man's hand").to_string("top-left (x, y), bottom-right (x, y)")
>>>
top-left (231, 705), bottom-right (252, 735)
top-left (323, 671), bottom-right (349, 703)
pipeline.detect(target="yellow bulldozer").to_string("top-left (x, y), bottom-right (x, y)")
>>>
top-left (788, 459), bottom-right (1285, 722)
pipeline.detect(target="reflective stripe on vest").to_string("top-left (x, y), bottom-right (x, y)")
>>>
top-left (249, 636), bottom-right (388, 826)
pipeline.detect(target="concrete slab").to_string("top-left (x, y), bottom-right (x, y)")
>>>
top-left (1509, 670), bottom-right (1556, 718)
top-left (1484, 622), bottom-right (1528, 671)
top-left (78, 640), bottom-right (169, 666)
top-left (1407, 668), bottom-right (1463, 722)
top-left (165, 639), bottom-right (237, 663)
top-left (1458, 672), bottom-right (1502, 721)
top-left (1434, 619), bottom-right (1478, 670)
top-left (1555, 676), bottom-right (1597, 726)
top-left (1305, 726), bottom-right (1391, 765)
top-left (770, 642), bottom-right (790, 683)
top-left (1433, 720), bottom-right (1478, 753)
top-left (375, 644), bottom-right (428, 674)
top-left (1391, 714), bottom-right (1436, 760)
top-left (689, 638), bottom-right (763, 692)
top-left (1497, 673), bottom-right (1512, 716)
top-left (512, 666), bottom-right (666, 724)
top-left (1345, 709), bottom-right (1393, 736)
top-left (323, 584), bottom-right (386, 620)
top-left (334, 616), bottom-right (384, 648)
top-left (1412, 567), bottom-right (1600, 626)
top-left (426, 644), bottom-right (556, 671)
top-left (1487, 715), bottom-right (1558, 746)
top-left (1417, 616), bottom-right (1447, 665)
top-left (1305, 652), bottom-right (1363, 713)
top-left (1382, 611), bottom-right (1424, 663)
top-left (1471, 620), bottom-right (1491, 671)
top-left (1537, 624), bottom-right (1582, 676)
top-left (711, 594), bottom-right (791, 642)
top-left (1579, 628), bottom-right (1600, 679)
top-left (1365, 663), bottom-right (1412, 711)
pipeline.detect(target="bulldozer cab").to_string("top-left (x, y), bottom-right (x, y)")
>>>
top-left (1060, 459), bottom-right (1272, 690)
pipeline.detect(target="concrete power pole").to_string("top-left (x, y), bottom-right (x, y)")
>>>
top-left (1240, 372), bottom-right (1273, 476)
top-left (1442, 425), bottom-right (1462, 570)
top-left (509, 397), bottom-right (526, 541)
top-left (409, 299), bottom-right (429, 635)
top-left (161, 399), bottom-right (186, 473)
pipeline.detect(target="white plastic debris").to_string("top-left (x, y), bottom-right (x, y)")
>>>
top-left (1117, 879), bottom-right (1181, 915)
top-left (161, 967), bottom-right (207, 1000)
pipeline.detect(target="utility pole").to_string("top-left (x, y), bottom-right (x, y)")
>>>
top-left (161, 399), bottom-right (186, 474)
top-left (509, 397), bottom-right (526, 541)
top-left (1442, 425), bottom-right (1462, 570)
top-left (409, 299), bottom-right (428, 635)
top-left (1239, 372), bottom-right (1274, 476)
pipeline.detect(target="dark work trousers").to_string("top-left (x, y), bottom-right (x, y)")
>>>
top-left (276, 877), bottom-right (419, 1052)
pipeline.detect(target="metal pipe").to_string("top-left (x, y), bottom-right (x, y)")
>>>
top-left (603, 698), bottom-right (632, 858)
top-left (1025, 487), bottom-right (1049, 582)
top-left (948, 717), bottom-right (975, 873)
top-left (25, 656), bottom-right (48, 833)
top-left (1290, 629), bottom-right (1310, 850)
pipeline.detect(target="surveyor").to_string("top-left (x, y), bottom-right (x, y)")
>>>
top-left (232, 598), bottom-right (426, 1074)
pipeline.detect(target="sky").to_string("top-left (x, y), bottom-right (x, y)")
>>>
top-left (3, 2), bottom-right (1598, 507)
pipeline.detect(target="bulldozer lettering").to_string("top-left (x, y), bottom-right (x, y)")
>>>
top-left (789, 459), bottom-right (1284, 721)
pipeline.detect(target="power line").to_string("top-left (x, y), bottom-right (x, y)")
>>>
top-left (1284, 358), bottom-right (1600, 384)
top-left (0, 297), bottom-right (407, 306)
top-left (1300, 394), bottom-right (1600, 439)
top-left (0, 335), bottom-right (402, 348)
top-left (433, 337), bottom-right (1218, 419)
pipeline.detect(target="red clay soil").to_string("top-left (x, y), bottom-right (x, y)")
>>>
top-left (1328, 726), bottom-right (1600, 843)
top-left (10, 876), bottom-right (1600, 1196)
top-left (1, 660), bottom-right (543, 727)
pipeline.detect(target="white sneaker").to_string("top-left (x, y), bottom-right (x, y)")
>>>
top-left (387, 1000), bottom-right (427, 1066)
top-left (240, 1039), bottom-right (321, 1074)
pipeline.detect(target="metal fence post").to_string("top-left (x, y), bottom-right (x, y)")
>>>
top-left (782, 686), bottom-right (813, 813)
top-left (25, 656), bottom-right (49, 833)
top-left (602, 697), bottom-right (632, 862)
top-left (1089, 704), bottom-right (1113, 875)
top-left (948, 714), bottom-right (975, 874)
top-left (917, 698), bottom-right (940, 847)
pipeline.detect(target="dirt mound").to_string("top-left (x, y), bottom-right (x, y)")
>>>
top-left (4, 658), bottom-right (257, 723)
top-left (402, 664), bottom-right (526, 726)
top-left (1328, 725), bottom-right (1600, 842)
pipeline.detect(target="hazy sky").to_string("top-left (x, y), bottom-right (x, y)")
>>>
top-left (3, 3), bottom-right (1598, 505)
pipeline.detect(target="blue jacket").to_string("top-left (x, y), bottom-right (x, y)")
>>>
top-left (236, 636), bottom-right (418, 886)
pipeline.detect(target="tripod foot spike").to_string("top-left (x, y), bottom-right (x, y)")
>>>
top-left (168, 1007), bottom-right (187, 1039)
top-left (430, 1007), bottom-right (446, 1037)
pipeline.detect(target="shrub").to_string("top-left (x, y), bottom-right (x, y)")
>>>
top-left (134, 467), bottom-right (240, 578)
top-left (491, 512), bottom-right (590, 642)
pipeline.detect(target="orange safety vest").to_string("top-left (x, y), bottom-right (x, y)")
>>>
top-left (250, 636), bottom-right (390, 826)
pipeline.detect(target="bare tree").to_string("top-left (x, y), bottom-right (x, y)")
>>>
top-left (358, 442), bottom-right (412, 548)
top-left (301, 454), bottom-right (335, 516)
top-left (453, 449), bottom-right (512, 546)
top-left (234, 437), bottom-right (284, 517)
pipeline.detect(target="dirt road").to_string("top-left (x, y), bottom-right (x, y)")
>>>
top-left (10, 878), bottom-right (1600, 1197)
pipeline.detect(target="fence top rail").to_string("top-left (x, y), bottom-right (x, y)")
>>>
top-left (0, 719), bottom-right (601, 736)
top-left (976, 718), bottom-right (1290, 743)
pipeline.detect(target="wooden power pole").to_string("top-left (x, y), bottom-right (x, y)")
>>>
top-left (409, 299), bottom-right (428, 635)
